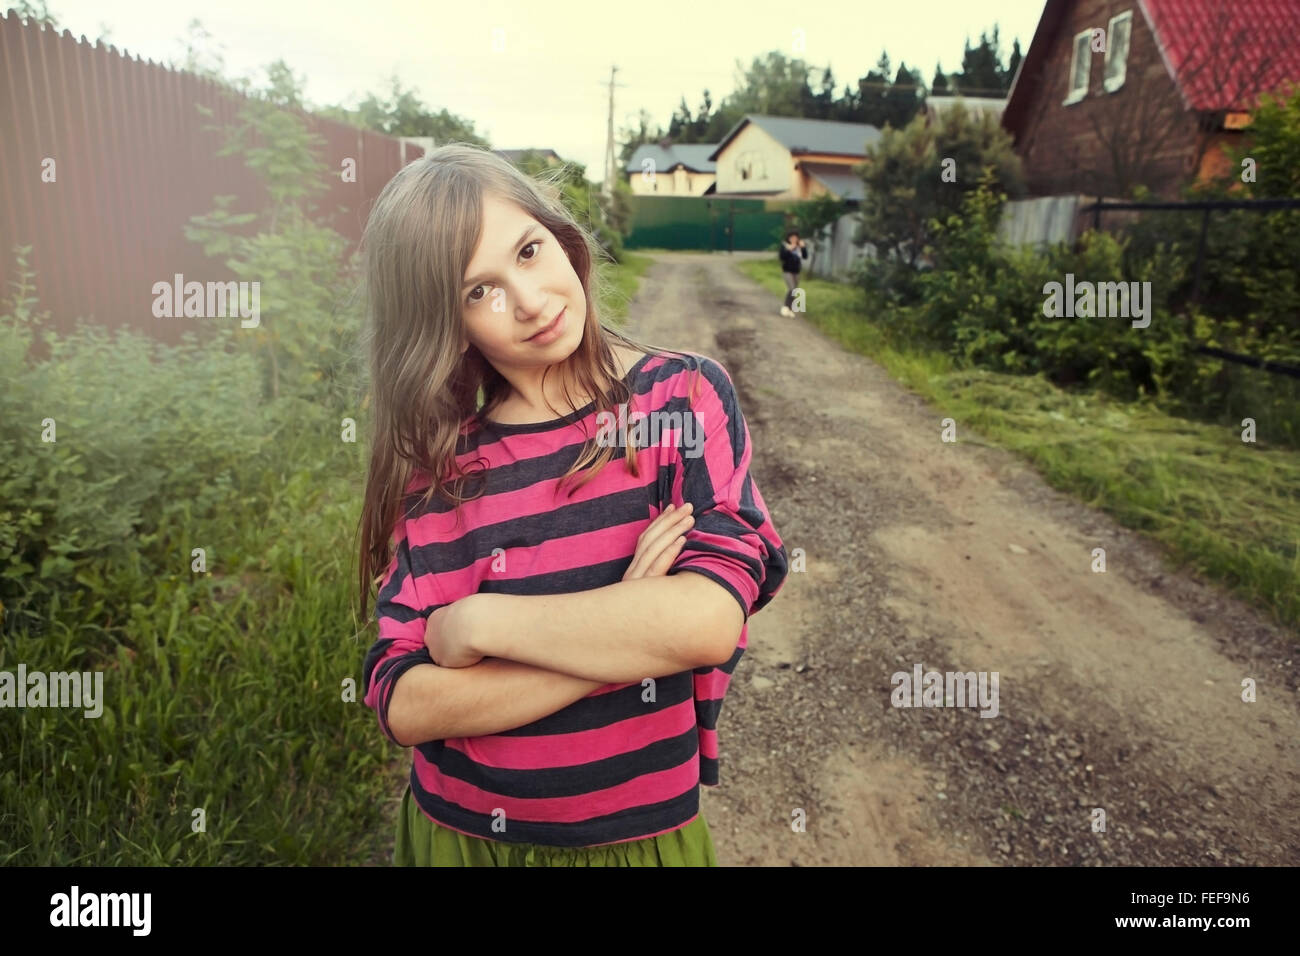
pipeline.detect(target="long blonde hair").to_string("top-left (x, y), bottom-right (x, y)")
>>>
top-left (354, 143), bottom-right (683, 623)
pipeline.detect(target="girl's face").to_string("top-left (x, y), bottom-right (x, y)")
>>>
top-left (458, 192), bottom-right (586, 375)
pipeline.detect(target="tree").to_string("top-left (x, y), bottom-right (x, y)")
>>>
top-left (882, 64), bottom-right (923, 130)
top-left (857, 100), bottom-right (1025, 270)
top-left (853, 50), bottom-right (894, 127)
top-left (789, 192), bottom-right (850, 248)
top-left (639, 30), bottom-right (1018, 159)
top-left (185, 61), bottom-right (353, 401)
top-left (666, 89), bottom-right (718, 142)
top-left (1238, 84), bottom-right (1300, 198)
top-left (810, 65), bottom-right (839, 120)
top-left (931, 62), bottom-right (950, 96)
top-left (1004, 40), bottom-right (1023, 90)
top-left (6, 0), bottom-right (112, 44)
top-left (954, 27), bottom-right (1006, 98)
top-left (318, 75), bottom-right (488, 145)
top-left (1224, 85), bottom-right (1300, 335)
top-left (723, 50), bottom-right (816, 118)
top-left (5, 0), bottom-right (56, 27)
top-left (618, 109), bottom-right (667, 168)
top-left (172, 18), bottom-right (230, 85)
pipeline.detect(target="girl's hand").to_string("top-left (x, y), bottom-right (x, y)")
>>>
top-left (624, 503), bottom-right (694, 581)
top-left (424, 596), bottom-right (486, 668)
top-left (425, 506), bottom-right (696, 665)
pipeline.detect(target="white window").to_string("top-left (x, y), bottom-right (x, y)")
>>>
top-left (1065, 30), bottom-right (1091, 104)
top-left (1104, 11), bottom-right (1133, 92)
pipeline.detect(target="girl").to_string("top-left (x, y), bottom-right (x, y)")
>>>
top-left (778, 230), bottom-right (808, 317)
top-left (355, 143), bottom-right (789, 866)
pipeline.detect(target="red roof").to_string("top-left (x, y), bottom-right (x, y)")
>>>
top-left (1141, 0), bottom-right (1300, 110)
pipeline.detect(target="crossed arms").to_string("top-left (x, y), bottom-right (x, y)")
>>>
top-left (385, 571), bottom-right (744, 746)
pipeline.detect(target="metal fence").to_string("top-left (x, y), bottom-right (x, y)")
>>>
top-left (1082, 197), bottom-right (1300, 380)
top-left (0, 13), bottom-right (422, 344)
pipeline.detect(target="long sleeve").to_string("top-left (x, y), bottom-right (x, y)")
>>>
top-left (666, 356), bottom-right (788, 787)
top-left (362, 521), bottom-right (433, 746)
top-left (668, 356), bottom-right (788, 620)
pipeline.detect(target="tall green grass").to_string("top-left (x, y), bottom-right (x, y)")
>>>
top-left (0, 251), bottom-right (654, 865)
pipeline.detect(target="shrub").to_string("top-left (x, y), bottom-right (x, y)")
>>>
top-left (856, 98), bottom-right (1026, 298)
top-left (0, 247), bottom-right (269, 634)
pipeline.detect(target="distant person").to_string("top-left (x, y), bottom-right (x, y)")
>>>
top-left (777, 230), bottom-right (808, 317)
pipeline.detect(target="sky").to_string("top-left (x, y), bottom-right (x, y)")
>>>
top-left (41, 0), bottom-right (1046, 184)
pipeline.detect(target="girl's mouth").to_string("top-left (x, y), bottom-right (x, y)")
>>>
top-left (526, 307), bottom-right (566, 343)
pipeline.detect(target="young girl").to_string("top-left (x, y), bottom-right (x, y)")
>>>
top-left (355, 143), bottom-right (789, 866)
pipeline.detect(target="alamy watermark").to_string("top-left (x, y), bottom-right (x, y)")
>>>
top-left (595, 404), bottom-right (705, 459)
top-left (1042, 273), bottom-right (1151, 328)
top-left (1, 665), bottom-right (104, 718)
top-left (49, 886), bottom-right (150, 935)
top-left (891, 663), bottom-right (999, 718)
top-left (152, 274), bottom-right (260, 327)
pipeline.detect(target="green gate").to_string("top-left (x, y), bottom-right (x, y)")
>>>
top-left (625, 196), bottom-right (791, 252)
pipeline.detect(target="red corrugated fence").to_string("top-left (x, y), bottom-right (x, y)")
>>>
top-left (0, 12), bottom-right (424, 344)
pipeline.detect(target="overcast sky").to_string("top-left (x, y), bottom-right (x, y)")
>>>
top-left (45, 0), bottom-right (1046, 182)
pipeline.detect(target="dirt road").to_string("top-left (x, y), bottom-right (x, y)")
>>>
top-left (619, 250), bottom-right (1300, 866)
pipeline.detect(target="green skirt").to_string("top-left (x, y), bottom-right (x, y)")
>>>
top-left (393, 785), bottom-right (718, 866)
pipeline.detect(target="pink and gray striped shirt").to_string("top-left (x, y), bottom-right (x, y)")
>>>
top-left (362, 350), bottom-right (788, 847)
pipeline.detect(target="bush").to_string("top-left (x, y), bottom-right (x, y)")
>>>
top-left (0, 248), bottom-right (270, 633)
top-left (1118, 85), bottom-right (1300, 418)
top-left (185, 75), bottom-right (363, 406)
top-left (860, 177), bottom-right (1207, 407)
top-left (857, 99), bottom-right (1026, 281)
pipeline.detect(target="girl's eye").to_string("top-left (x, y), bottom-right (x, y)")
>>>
top-left (466, 240), bottom-right (543, 305)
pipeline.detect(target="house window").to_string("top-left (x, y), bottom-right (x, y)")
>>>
top-left (735, 151), bottom-right (765, 182)
top-left (1064, 30), bottom-right (1091, 104)
top-left (1104, 11), bottom-right (1133, 92)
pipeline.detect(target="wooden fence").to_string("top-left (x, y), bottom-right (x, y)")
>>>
top-left (0, 12), bottom-right (423, 344)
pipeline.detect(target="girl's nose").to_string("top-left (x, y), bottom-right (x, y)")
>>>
top-left (513, 279), bottom-right (549, 319)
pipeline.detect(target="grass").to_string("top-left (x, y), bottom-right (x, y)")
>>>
top-left (0, 252), bottom-right (659, 866)
top-left (1, 433), bottom-right (398, 865)
top-left (598, 250), bottom-right (656, 326)
top-left (737, 259), bottom-right (1300, 636)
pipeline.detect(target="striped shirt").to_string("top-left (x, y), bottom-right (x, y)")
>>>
top-left (362, 350), bottom-right (789, 847)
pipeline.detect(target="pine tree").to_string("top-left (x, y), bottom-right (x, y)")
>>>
top-left (931, 62), bottom-right (950, 95)
top-left (955, 28), bottom-right (1004, 98)
top-left (883, 64), bottom-right (922, 129)
top-left (1004, 40), bottom-right (1023, 92)
top-left (856, 50), bottom-right (894, 127)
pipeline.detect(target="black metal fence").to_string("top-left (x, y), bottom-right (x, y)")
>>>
top-left (1081, 197), bottom-right (1300, 380)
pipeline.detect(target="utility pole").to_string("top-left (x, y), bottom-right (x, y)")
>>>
top-left (602, 66), bottom-right (628, 199)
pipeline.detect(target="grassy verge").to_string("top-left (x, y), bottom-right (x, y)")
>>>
top-left (3, 253), bottom-right (657, 865)
top-left (1, 414), bottom-right (399, 864)
top-left (598, 250), bottom-right (656, 327)
top-left (738, 259), bottom-right (1300, 636)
